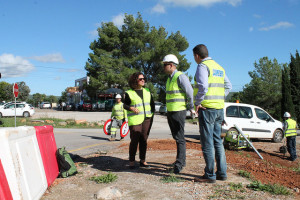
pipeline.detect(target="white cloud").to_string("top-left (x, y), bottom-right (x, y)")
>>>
top-left (249, 27), bottom-right (254, 32)
top-left (253, 14), bottom-right (261, 18)
top-left (112, 13), bottom-right (125, 27)
top-left (259, 21), bottom-right (294, 31)
top-left (161, 0), bottom-right (242, 7)
top-left (29, 53), bottom-right (65, 63)
top-left (54, 76), bottom-right (61, 80)
top-left (0, 53), bottom-right (35, 78)
top-left (151, 3), bottom-right (166, 13)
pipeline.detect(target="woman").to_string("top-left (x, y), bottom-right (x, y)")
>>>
top-left (123, 72), bottom-right (155, 169)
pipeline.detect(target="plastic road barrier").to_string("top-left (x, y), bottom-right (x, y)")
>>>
top-left (0, 126), bottom-right (47, 200)
top-left (0, 159), bottom-right (13, 200)
top-left (34, 125), bottom-right (59, 187)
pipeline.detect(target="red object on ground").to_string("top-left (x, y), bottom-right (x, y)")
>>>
top-left (0, 159), bottom-right (13, 200)
top-left (34, 125), bottom-right (59, 187)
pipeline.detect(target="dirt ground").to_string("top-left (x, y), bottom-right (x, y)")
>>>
top-left (41, 137), bottom-right (299, 200)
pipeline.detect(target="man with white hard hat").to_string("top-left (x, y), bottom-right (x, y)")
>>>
top-left (283, 112), bottom-right (298, 161)
top-left (109, 94), bottom-right (127, 141)
top-left (162, 54), bottom-right (195, 174)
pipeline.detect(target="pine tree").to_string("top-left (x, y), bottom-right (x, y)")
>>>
top-left (281, 65), bottom-right (295, 120)
top-left (85, 13), bottom-right (189, 100)
top-left (289, 50), bottom-right (300, 122)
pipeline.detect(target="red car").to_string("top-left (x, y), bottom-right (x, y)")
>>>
top-left (82, 102), bottom-right (92, 111)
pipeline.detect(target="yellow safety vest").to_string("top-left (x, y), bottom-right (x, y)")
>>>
top-left (111, 102), bottom-right (127, 120)
top-left (285, 118), bottom-right (297, 137)
top-left (166, 71), bottom-right (187, 112)
top-left (194, 59), bottom-right (225, 109)
top-left (126, 88), bottom-right (153, 126)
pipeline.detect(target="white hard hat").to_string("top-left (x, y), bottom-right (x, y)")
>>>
top-left (163, 54), bottom-right (179, 65)
top-left (283, 112), bottom-right (291, 118)
top-left (115, 94), bottom-right (122, 99)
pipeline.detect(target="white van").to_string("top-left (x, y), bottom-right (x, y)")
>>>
top-left (222, 102), bottom-right (284, 143)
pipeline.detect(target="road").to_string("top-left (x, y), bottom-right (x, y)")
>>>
top-left (33, 109), bottom-right (299, 157)
top-left (33, 109), bottom-right (199, 156)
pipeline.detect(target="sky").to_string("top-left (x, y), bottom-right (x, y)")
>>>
top-left (0, 0), bottom-right (299, 96)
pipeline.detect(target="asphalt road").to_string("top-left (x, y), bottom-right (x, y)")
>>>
top-left (32, 109), bottom-right (199, 156)
top-left (34, 109), bottom-right (299, 157)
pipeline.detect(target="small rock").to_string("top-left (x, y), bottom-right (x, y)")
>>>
top-left (20, 119), bottom-right (26, 123)
top-left (96, 186), bottom-right (122, 199)
top-left (76, 119), bottom-right (87, 124)
top-left (58, 122), bottom-right (67, 126)
top-left (45, 120), bottom-right (54, 124)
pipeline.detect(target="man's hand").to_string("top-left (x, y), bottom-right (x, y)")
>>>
top-left (190, 109), bottom-right (196, 119)
top-left (195, 104), bottom-right (206, 112)
top-left (130, 107), bottom-right (140, 114)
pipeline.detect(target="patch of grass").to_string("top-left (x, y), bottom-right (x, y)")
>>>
top-left (209, 184), bottom-right (246, 199)
top-left (291, 163), bottom-right (300, 173)
top-left (238, 170), bottom-right (252, 179)
top-left (89, 172), bottom-right (118, 184)
top-left (161, 174), bottom-right (183, 183)
top-left (229, 183), bottom-right (246, 192)
top-left (247, 181), bottom-right (291, 195)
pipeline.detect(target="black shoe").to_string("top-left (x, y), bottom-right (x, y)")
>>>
top-left (216, 176), bottom-right (227, 181)
top-left (140, 162), bottom-right (150, 168)
top-left (173, 167), bottom-right (182, 174)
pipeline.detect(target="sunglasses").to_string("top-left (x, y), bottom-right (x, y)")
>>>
top-left (138, 78), bottom-right (145, 81)
top-left (163, 63), bottom-right (172, 67)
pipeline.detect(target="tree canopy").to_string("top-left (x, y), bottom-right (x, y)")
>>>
top-left (0, 81), bottom-right (30, 102)
top-left (232, 57), bottom-right (282, 119)
top-left (85, 13), bottom-right (190, 100)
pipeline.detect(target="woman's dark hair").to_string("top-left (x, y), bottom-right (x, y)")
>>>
top-left (193, 44), bottom-right (209, 59)
top-left (128, 72), bottom-right (144, 89)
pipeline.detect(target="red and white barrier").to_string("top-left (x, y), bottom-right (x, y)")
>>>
top-left (34, 125), bottom-right (59, 187)
top-left (0, 126), bottom-right (48, 200)
top-left (0, 159), bottom-right (13, 200)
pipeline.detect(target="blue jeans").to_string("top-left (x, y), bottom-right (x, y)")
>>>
top-left (198, 108), bottom-right (227, 180)
top-left (287, 136), bottom-right (297, 160)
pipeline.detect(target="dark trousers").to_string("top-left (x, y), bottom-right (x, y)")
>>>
top-left (129, 118), bottom-right (152, 162)
top-left (167, 110), bottom-right (186, 170)
top-left (287, 136), bottom-right (297, 160)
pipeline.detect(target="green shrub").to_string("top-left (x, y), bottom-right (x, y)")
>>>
top-left (90, 172), bottom-right (118, 183)
top-left (247, 181), bottom-right (291, 195)
top-left (238, 170), bottom-right (252, 179)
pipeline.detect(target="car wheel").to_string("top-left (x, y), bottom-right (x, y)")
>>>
top-left (272, 129), bottom-right (283, 143)
top-left (23, 111), bottom-right (30, 118)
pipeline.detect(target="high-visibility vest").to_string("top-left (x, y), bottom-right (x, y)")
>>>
top-left (285, 118), bottom-right (297, 137)
top-left (126, 88), bottom-right (153, 126)
top-left (166, 71), bottom-right (187, 112)
top-left (111, 102), bottom-right (127, 120)
top-left (194, 59), bottom-right (225, 109)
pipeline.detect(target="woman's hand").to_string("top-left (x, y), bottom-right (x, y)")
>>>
top-left (130, 107), bottom-right (140, 114)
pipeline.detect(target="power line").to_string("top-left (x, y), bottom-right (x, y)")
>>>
top-left (0, 61), bottom-right (86, 71)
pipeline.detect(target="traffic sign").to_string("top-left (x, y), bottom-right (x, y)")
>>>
top-left (13, 83), bottom-right (19, 98)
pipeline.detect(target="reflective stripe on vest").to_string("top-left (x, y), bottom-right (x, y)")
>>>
top-left (126, 88), bottom-right (153, 126)
top-left (112, 103), bottom-right (125, 120)
top-left (194, 60), bottom-right (225, 109)
top-left (166, 71), bottom-right (187, 111)
top-left (285, 118), bottom-right (297, 137)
